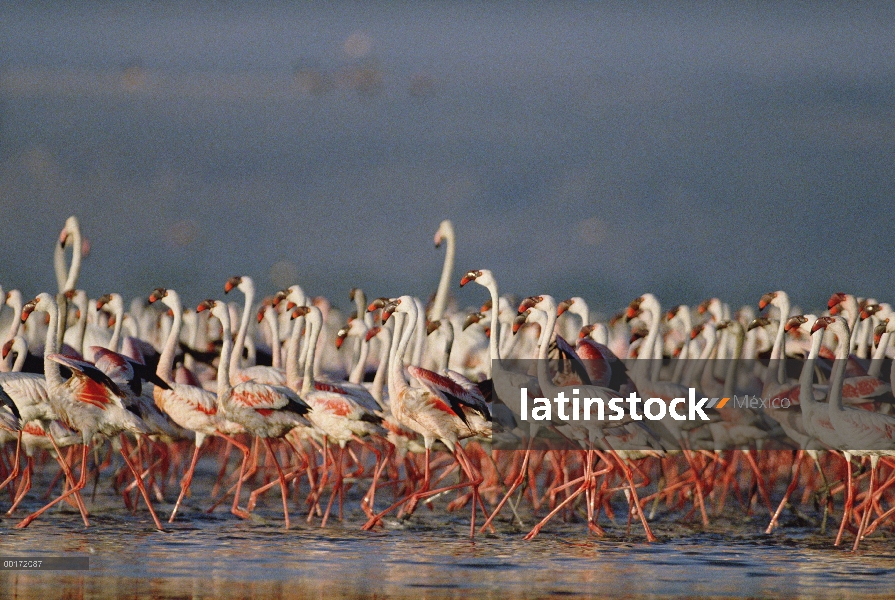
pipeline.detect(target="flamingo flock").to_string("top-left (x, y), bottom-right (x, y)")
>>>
top-left (1, 216), bottom-right (895, 553)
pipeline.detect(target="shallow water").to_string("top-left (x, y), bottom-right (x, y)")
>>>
top-left (1, 458), bottom-right (894, 600)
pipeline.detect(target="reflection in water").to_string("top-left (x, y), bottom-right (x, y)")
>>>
top-left (1, 506), bottom-right (894, 598)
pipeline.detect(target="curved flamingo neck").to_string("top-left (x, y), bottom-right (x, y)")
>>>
top-left (300, 308), bottom-right (322, 397)
top-left (827, 320), bottom-right (851, 413)
top-left (431, 222), bottom-right (455, 322)
top-left (285, 315), bottom-right (305, 389)
top-left (41, 297), bottom-right (65, 390)
top-left (532, 309), bottom-right (560, 399)
top-left (158, 293), bottom-right (183, 383)
top-left (215, 308), bottom-right (234, 403)
top-left (486, 280), bottom-right (501, 365)
top-left (799, 323), bottom-right (824, 413)
top-left (109, 299), bottom-right (123, 352)
top-left (230, 279), bottom-right (255, 374)
top-left (769, 297), bottom-right (791, 384)
top-left (370, 326), bottom-right (392, 406)
top-left (5, 291), bottom-right (23, 342)
top-left (388, 305), bottom-right (416, 401)
top-left (349, 325), bottom-right (369, 384)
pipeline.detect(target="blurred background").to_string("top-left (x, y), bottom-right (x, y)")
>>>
top-left (1, 3), bottom-right (893, 312)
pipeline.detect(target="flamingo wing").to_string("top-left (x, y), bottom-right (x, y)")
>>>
top-left (46, 353), bottom-right (124, 399)
top-left (231, 381), bottom-right (309, 414)
top-left (409, 365), bottom-right (491, 422)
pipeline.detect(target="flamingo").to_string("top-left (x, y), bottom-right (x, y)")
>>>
top-left (197, 298), bottom-right (311, 529)
top-left (812, 316), bottom-right (895, 551)
top-left (293, 305), bottom-right (385, 525)
top-left (429, 219), bottom-right (455, 322)
top-left (362, 296), bottom-right (491, 538)
top-left (147, 287), bottom-right (250, 522)
top-left (17, 293), bottom-right (163, 530)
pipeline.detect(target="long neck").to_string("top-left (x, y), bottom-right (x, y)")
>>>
top-left (770, 299), bottom-right (790, 384)
top-left (636, 308), bottom-right (660, 381)
top-left (722, 327), bottom-right (744, 398)
top-left (157, 296), bottom-right (183, 383)
top-left (431, 225), bottom-right (455, 322)
top-left (73, 298), bottom-right (88, 354)
top-left (534, 311), bottom-right (560, 399)
top-left (266, 311), bottom-right (281, 369)
top-left (286, 315), bottom-right (305, 389)
top-left (349, 329), bottom-right (369, 384)
top-left (6, 293), bottom-right (22, 342)
top-left (828, 322), bottom-right (851, 413)
top-left (799, 328), bottom-right (824, 411)
top-left (869, 328), bottom-right (890, 378)
top-left (230, 282), bottom-right (255, 374)
top-left (216, 312), bottom-right (234, 402)
top-left (109, 302), bottom-right (123, 352)
top-left (694, 330), bottom-right (718, 390)
top-left (486, 281), bottom-right (500, 365)
top-left (388, 312), bottom-right (414, 402)
top-left (300, 311), bottom-right (321, 396)
top-left (11, 338), bottom-right (26, 372)
top-left (411, 298), bottom-right (426, 366)
top-left (370, 326), bottom-right (392, 407)
top-left (42, 299), bottom-right (65, 389)
top-left (63, 230), bottom-right (83, 292)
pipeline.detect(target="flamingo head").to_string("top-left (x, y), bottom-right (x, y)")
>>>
top-left (518, 296), bottom-right (542, 314)
top-left (512, 310), bottom-right (529, 334)
top-left (365, 326), bottom-right (382, 343)
top-left (860, 304), bottom-right (881, 321)
top-left (291, 306), bottom-right (311, 320)
top-left (747, 317), bottom-right (771, 332)
top-left (810, 315), bottom-right (837, 334)
top-left (784, 315), bottom-right (809, 333)
top-left (697, 299), bottom-right (712, 315)
top-left (557, 298), bottom-right (574, 316)
top-left (224, 276), bottom-right (242, 294)
top-left (336, 325), bottom-right (350, 349)
top-left (463, 312), bottom-right (485, 331)
top-left (874, 320), bottom-right (889, 346)
top-left (96, 293), bottom-right (113, 311)
top-left (625, 297), bottom-right (644, 321)
top-left (434, 219), bottom-right (453, 248)
top-left (459, 269), bottom-right (482, 287)
top-left (380, 298), bottom-right (402, 323)
top-left (827, 292), bottom-right (848, 315)
top-left (148, 288), bottom-right (168, 304)
top-left (758, 292), bottom-right (777, 311)
top-left (665, 305), bottom-right (681, 321)
top-left (366, 297), bottom-right (387, 312)
top-left (689, 324), bottom-right (704, 340)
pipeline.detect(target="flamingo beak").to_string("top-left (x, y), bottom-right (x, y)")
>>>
top-left (557, 299), bottom-right (572, 316)
top-left (459, 275), bottom-right (472, 287)
top-left (365, 326), bottom-right (381, 342)
top-left (512, 312), bottom-right (528, 334)
top-left (758, 292), bottom-right (775, 310)
top-left (1, 340), bottom-right (12, 359)
top-left (22, 301), bottom-right (37, 322)
top-left (810, 319), bottom-right (828, 334)
top-left (828, 292), bottom-right (847, 310)
top-left (335, 335), bottom-right (346, 349)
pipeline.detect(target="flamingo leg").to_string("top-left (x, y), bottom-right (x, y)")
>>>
top-left (119, 441), bottom-right (164, 530)
top-left (169, 442), bottom-right (203, 522)
top-left (17, 443), bottom-right (90, 529)
top-left (766, 449), bottom-right (804, 534)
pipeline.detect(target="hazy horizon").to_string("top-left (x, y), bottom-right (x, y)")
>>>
top-left (2, 3), bottom-right (893, 314)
